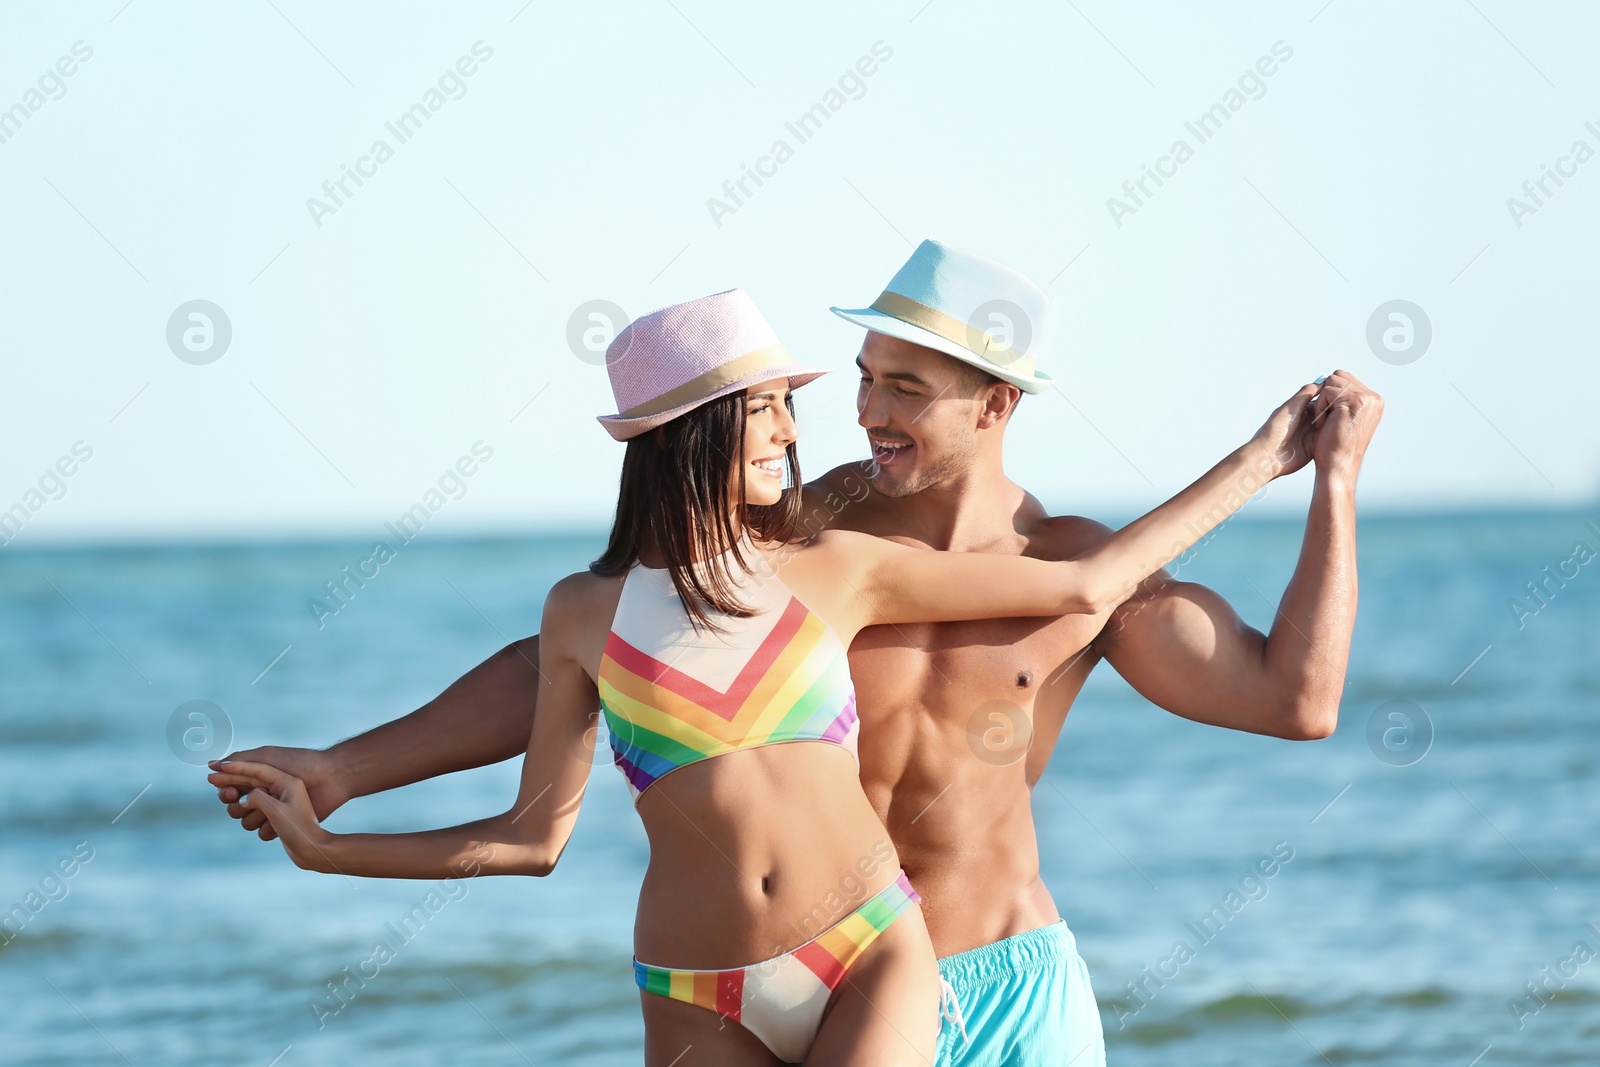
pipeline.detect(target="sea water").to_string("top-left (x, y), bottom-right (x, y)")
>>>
top-left (2, 508), bottom-right (1596, 1065)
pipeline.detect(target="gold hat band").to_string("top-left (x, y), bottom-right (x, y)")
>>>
top-left (619, 344), bottom-right (795, 419)
top-left (868, 290), bottom-right (1037, 377)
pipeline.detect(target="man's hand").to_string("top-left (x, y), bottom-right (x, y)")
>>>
top-left (208, 760), bottom-right (340, 872)
top-left (1308, 369), bottom-right (1384, 479)
top-left (211, 746), bottom-right (346, 841)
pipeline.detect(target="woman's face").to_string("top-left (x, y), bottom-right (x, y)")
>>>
top-left (738, 378), bottom-right (798, 506)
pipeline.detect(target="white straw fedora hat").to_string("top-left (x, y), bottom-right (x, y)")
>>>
top-left (830, 239), bottom-right (1053, 394)
top-left (597, 288), bottom-right (829, 441)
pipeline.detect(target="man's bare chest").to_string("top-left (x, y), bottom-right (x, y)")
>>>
top-left (846, 610), bottom-right (1104, 714)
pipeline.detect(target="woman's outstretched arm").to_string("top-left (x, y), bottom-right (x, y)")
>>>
top-left (808, 382), bottom-right (1322, 633)
top-left (214, 636), bottom-right (543, 841)
top-left (207, 576), bottom-right (600, 879)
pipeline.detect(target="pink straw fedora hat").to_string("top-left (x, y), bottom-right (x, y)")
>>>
top-left (597, 288), bottom-right (829, 441)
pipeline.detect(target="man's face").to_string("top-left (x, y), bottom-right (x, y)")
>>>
top-left (855, 332), bottom-right (984, 498)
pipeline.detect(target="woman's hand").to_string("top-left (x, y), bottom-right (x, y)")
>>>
top-left (1246, 380), bottom-right (1323, 480)
top-left (211, 747), bottom-right (347, 842)
top-left (208, 760), bottom-right (342, 874)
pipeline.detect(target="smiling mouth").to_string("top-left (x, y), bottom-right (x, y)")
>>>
top-left (870, 439), bottom-right (913, 465)
top-left (751, 456), bottom-right (785, 477)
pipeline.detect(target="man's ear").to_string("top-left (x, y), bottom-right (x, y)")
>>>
top-left (976, 383), bottom-right (1022, 428)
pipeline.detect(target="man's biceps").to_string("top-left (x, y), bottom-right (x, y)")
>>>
top-left (1105, 594), bottom-right (1222, 661)
top-left (1135, 580), bottom-right (1238, 623)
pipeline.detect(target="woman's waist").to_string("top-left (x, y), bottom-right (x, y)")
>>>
top-left (634, 845), bottom-right (906, 969)
top-left (631, 749), bottom-right (904, 966)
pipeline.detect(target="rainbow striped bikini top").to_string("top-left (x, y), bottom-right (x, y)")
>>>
top-left (597, 549), bottom-right (860, 804)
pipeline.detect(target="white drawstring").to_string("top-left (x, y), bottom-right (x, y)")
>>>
top-left (938, 976), bottom-right (971, 1048)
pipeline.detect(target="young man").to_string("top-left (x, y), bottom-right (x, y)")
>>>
top-left (215, 240), bottom-right (1382, 1064)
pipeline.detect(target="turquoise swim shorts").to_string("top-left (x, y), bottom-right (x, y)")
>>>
top-left (935, 921), bottom-right (1106, 1067)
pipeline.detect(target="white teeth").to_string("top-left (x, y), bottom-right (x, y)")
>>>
top-left (753, 458), bottom-right (783, 472)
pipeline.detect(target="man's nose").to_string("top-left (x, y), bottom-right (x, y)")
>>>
top-left (858, 382), bottom-right (888, 428)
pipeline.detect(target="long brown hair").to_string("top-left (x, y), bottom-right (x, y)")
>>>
top-left (591, 390), bottom-right (803, 631)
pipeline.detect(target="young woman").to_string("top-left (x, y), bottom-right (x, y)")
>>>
top-left (213, 289), bottom-right (1312, 1065)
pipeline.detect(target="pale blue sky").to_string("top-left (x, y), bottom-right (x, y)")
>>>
top-left (3, 0), bottom-right (1597, 544)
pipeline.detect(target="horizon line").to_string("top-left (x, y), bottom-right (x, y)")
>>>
top-left (3, 498), bottom-right (1597, 556)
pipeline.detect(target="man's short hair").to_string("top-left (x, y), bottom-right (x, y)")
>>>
top-left (949, 357), bottom-right (1022, 417)
top-left (952, 360), bottom-right (1000, 395)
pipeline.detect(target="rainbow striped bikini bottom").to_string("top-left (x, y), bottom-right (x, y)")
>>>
top-left (633, 871), bottom-right (921, 1062)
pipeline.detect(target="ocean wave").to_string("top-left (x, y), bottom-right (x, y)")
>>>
top-left (1108, 984), bottom-right (1475, 1044)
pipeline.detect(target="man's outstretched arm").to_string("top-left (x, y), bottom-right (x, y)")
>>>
top-left (216, 635), bottom-right (541, 839)
top-left (1091, 370), bottom-right (1381, 741)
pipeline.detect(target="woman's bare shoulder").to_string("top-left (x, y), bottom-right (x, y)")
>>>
top-left (785, 528), bottom-right (882, 556)
top-left (752, 530), bottom-right (888, 587)
top-left (756, 528), bottom-right (878, 551)
top-left (543, 570), bottom-right (625, 626)
top-left (540, 570), bottom-right (625, 668)
top-left (548, 568), bottom-right (621, 597)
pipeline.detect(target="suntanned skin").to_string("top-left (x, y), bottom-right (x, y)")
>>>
top-left (213, 374), bottom-right (1329, 1066)
top-left (215, 335), bottom-right (1381, 968)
